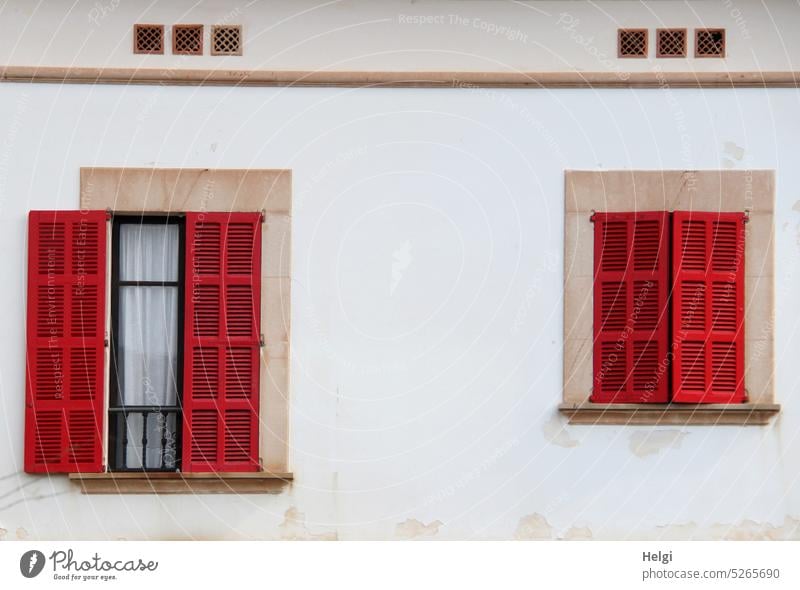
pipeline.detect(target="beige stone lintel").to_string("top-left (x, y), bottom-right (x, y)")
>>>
top-left (559, 403), bottom-right (780, 426)
top-left (3, 67), bottom-right (800, 88)
top-left (80, 167), bottom-right (291, 213)
top-left (69, 472), bottom-right (293, 494)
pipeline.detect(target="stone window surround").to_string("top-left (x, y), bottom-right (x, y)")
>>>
top-left (76, 167), bottom-right (292, 493)
top-left (560, 170), bottom-right (779, 425)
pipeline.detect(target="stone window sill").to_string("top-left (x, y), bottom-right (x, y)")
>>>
top-left (558, 403), bottom-right (780, 425)
top-left (69, 471), bottom-right (293, 494)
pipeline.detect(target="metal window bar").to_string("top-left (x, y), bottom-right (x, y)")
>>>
top-left (109, 406), bottom-right (181, 472)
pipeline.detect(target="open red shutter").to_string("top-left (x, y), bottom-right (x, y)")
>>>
top-left (183, 212), bottom-right (261, 472)
top-left (592, 212), bottom-right (669, 403)
top-left (25, 211), bottom-right (106, 473)
top-left (672, 211), bottom-right (745, 403)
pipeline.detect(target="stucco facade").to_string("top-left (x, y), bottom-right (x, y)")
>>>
top-left (1, 0), bottom-right (799, 541)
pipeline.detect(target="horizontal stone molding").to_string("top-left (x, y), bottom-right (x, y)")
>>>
top-left (3, 66), bottom-right (800, 88)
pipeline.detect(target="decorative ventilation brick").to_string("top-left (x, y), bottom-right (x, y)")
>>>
top-left (695, 28), bottom-right (726, 58)
top-left (133, 24), bottom-right (164, 54)
top-left (618, 29), bottom-right (648, 58)
top-left (211, 25), bottom-right (242, 56)
top-left (173, 24), bottom-right (203, 55)
top-left (657, 28), bottom-right (687, 58)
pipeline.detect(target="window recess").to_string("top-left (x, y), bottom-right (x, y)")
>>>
top-left (109, 216), bottom-right (184, 472)
top-left (591, 210), bottom-right (745, 405)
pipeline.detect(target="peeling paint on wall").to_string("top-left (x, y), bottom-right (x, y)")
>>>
top-left (278, 508), bottom-right (337, 541)
top-left (396, 518), bottom-right (442, 540)
top-left (543, 414), bottom-right (579, 448)
top-left (653, 517), bottom-right (800, 540)
top-left (724, 141), bottom-right (745, 161)
top-left (629, 430), bottom-right (688, 458)
top-left (561, 526), bottom-right (593, 540)
top-left (515, 513), bottom-right (553, 540)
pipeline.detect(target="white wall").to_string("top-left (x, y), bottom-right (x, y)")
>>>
top-left (1, 82), bottom-right (800, 540)
top-left (1, 0), bottom-right (799, 73)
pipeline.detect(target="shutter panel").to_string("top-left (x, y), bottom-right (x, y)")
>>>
top-left (591, 212), bottom-right (669, 403)
top-left (25, 211), bottom-right (106, 473)
top-left (672, 211), bottom-right (745, 403)
top-left (183, 212), bottom-right (261, 472)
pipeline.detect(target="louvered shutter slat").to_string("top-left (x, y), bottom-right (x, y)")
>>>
top-left (592, 212), bottom-right (670, 403)
top-left (183, 213), bottom-right (261, 472)
top-left (25, 211), bottom-right (106, 473)
top-left (672, 211), bottom-right (745, 403)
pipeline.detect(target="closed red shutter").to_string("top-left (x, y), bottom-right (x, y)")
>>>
top-left (25, 211), bottom-right (106, 473)
top-left (672, 211), bottom-right (745, 403)
top-left (591, 212), bottom-right (670, 403)
top-left (183, 212), bottom-right (261, 472)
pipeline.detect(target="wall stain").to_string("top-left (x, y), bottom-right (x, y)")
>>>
top-left (543, 413), bottom-right (579, 448)
top-left (515, 513), bottom-right (552, 540)
top-left (723, 141), bottom-right (745, 161)
top-left (278, 507), bottom-right (337, 541)
top-left (654, 517), bottom-right (800, 540)
top-left (16, 527), bottom-right (28, 540)
top-left (0, 527), bottom-right (7, 540)
top-left (629, 430), bottom-right (688, 458)
top-left (396, 518), bottom-right (442, 540)
top-left (792, 200), bottom-right (800, 212)
top-left (561, 526), bottom-right (593, 540)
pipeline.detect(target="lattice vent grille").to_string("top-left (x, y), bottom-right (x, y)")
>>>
top-left (618, 29), bottom-right (647, 58)
top-left (134, 24), bottom-right (164, 54)
top-left (212, 25), bottom-right (242, 55)
top-left (696, 29), bottom-right (726, 57)
top-left (173, 25), bottom-right (203, 55)
top-left (657, 29), bottom-right (687, 57)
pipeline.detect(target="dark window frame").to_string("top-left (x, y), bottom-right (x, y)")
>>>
top-left (109, 215), bottom-right (186, 472)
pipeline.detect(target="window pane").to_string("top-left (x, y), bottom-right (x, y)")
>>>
top-left (118, 286), bottom-right (179, 406)
top-left (119, 224), bottom-right (179, 281)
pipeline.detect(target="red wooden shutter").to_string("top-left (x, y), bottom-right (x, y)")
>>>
top-left (672, 211), bottom-right (745, 403)
top-left (25, 211), bottom-right (106, 473)
top-left (591, 212), bottom-right (670, 403)
top-left (183, 212), bottom-right (261, 472)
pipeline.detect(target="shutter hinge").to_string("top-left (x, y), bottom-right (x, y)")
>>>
top-left (260, 209), bottom-right (266, 223)
top-left (259, 334), bottom-right (266, 348)
top-left (104, 331), bottom-right (109, 348)
top-left (589, 210), bottom-right (597, 223)
top-left (105, 207), bottom-right (113, 221)
top-left (743, 209), bottom-right (751, 223)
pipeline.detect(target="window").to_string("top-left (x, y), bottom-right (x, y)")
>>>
top-left (561, 170), bottom-right (777, 425)
top-left (109, 217), bottom-right (183, 471)
top-left (24, 209), bottom-right (264, 476)
top-left (592, 211), bottom-right (745, 404)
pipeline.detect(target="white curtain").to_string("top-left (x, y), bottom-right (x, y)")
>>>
top-left (118, 224), bottom-right (180, 468)
top-left (119, 286), bottom-right (178, 406)
top-left (120, 224), bottom-right (179, 281)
